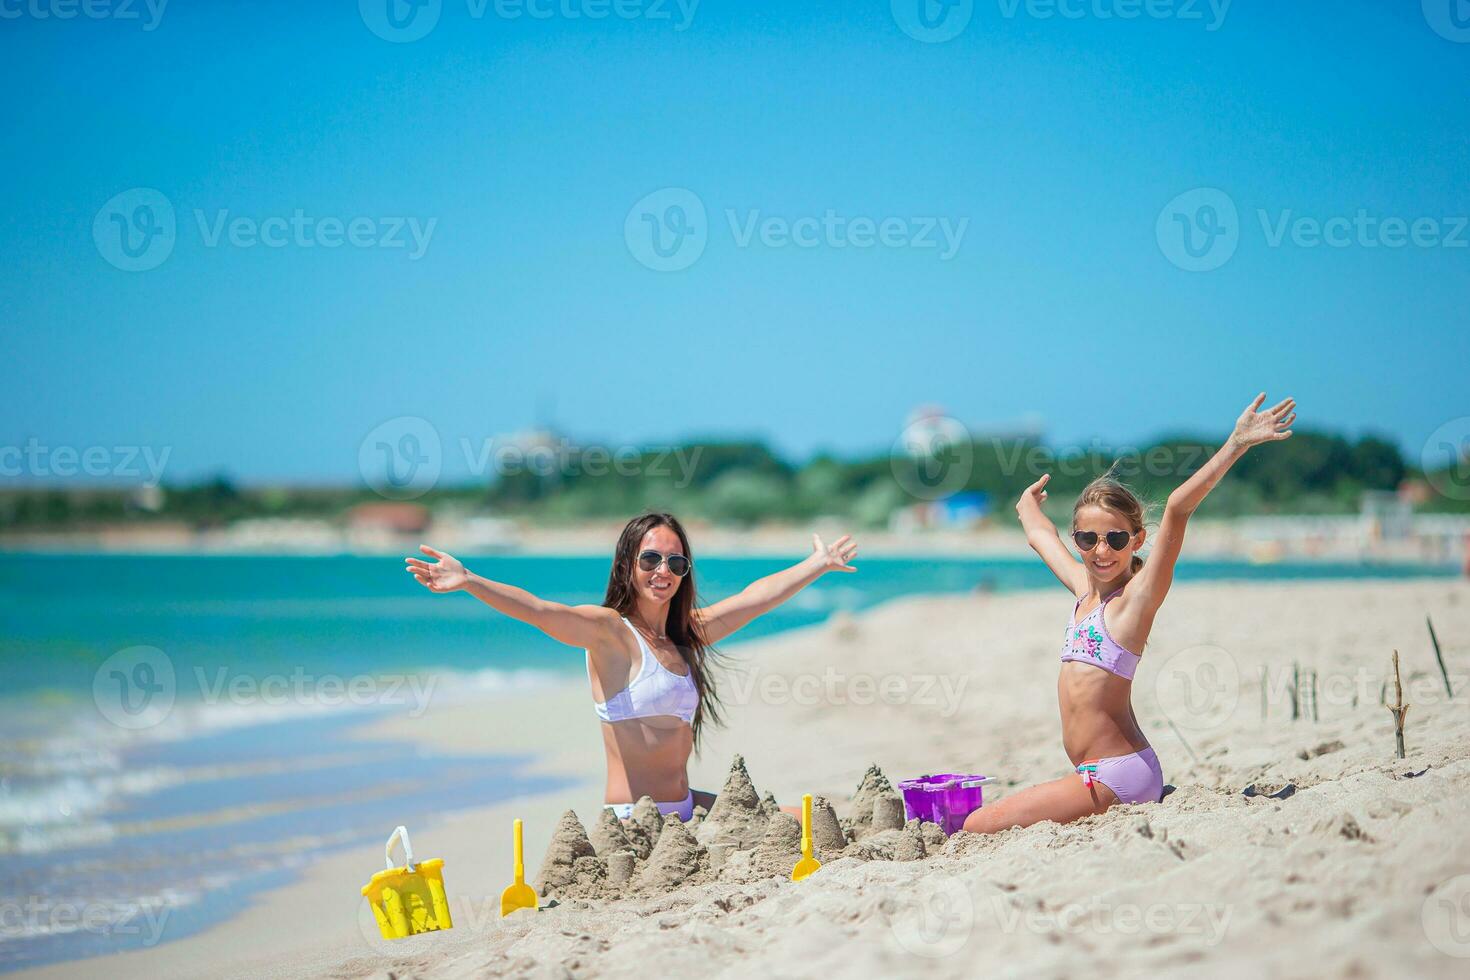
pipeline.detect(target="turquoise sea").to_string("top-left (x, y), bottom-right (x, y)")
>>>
top-left (0, 552), bottom-right (1456, 972)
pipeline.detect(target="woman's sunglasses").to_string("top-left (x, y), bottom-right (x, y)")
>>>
top-left (637, 550), bottom-right (691, 577)
top-left (1072, 530), bottom-right (1135, 553)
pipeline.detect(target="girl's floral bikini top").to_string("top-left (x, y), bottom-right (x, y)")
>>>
top-left (1060, 591), bottom-right (1142, 681)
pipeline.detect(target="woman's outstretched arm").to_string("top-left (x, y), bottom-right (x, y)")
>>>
top-left (695, 534), bottom-right (857, 644)
top-left (1017, 474), bottom-right (1089, 596)
top-left (1127, 392), bottom-right (1296, 614)
top-left (405, 545), bottom-right (618, 649)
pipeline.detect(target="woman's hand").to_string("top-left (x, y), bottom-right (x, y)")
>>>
top-left (1228, 393), bottom-right (1296, 451)
top-left (405, 545), bottom-right (469, 593)
top-left (810, 533), bottom-right (858, 573)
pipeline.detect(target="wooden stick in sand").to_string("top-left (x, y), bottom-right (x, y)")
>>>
top-left (1386, 650), bottom-right (1409, 760)
top-left (1259, 665), bottom-right (1268, 721)
top-left (1427, 615), bottom-right (1453, 700)
top-left (1166, 717), bottom-right (1200, 766)
top-left (1309, 670), bottom-right (1319, 723)
top-left (1291, 662), bottom-right (1301, 721)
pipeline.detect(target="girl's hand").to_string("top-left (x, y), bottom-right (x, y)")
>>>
top-left (1017, 473), bottom-right (1051, 514)
top-left (405, 545), bottom-right (469, 593)
top-left (1229, 393), bottom-right (1296, 450)
top-left (810, 533), bottom-right (858, 573)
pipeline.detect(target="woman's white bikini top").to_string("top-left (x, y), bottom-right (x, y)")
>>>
top-left (588, 617), bottom-right (699, 724)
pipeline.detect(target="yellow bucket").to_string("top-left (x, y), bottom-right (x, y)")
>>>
top-left (361, 825), bottom-right (453, 940)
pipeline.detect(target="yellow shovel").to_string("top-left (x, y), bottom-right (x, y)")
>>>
top-left (791, 794), bottom-right (821, 882)
top-left (499, 818), bottom-right (538, 917)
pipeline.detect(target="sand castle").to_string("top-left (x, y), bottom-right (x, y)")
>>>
top-left (531, 755), bottom-right (951, 902)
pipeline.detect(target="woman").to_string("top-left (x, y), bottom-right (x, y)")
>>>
top-left (964, 393), bottom-right (1296, 833)
top-left (405, 512), bottom-right (858, 821)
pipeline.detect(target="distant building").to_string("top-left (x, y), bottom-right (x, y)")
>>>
top-left (347, 502), bottom-right (430, 535)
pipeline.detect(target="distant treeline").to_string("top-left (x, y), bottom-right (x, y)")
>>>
top-left (3, 428), bottom-right (1463, 531)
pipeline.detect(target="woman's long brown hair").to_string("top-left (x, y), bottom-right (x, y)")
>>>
top-left (602, 512), bottom-right (724, 750)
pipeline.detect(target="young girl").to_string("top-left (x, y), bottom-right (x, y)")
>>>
top-left (405, 512), bottom-right (858, 822)
top-left (964, 394), bottom-right (1295, 833)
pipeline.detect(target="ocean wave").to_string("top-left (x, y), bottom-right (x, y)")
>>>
top-left (0, 665), bottom-right (564, 856)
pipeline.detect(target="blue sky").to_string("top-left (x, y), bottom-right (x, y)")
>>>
top-left (2, 0), bottom-right (1467, 485)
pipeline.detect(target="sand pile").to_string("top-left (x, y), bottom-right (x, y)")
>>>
top-left (533, 810), bottom-right (613, 899)
top-left (530, 757), bottom-right (935, 905)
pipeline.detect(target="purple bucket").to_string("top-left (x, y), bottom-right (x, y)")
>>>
top-left (898, 774), bottom-right (993, 836)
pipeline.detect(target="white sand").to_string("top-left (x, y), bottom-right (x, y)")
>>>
top-left (23, 579), bottom-right (1470, 979)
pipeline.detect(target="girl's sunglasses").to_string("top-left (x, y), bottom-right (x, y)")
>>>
top-left (637, 550), bottom-right (691, 577)
top-left (1072, 530), bottom-right (1135, 552)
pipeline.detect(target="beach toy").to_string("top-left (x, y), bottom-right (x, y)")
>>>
top-left (791, 794), bottom-right (821, 882)
top-left (499, 818), bottom-right (538, 917)
top-left (361, 825), bottom-right (453, 940)
top-left (898, 774), bottom-right (994, 836)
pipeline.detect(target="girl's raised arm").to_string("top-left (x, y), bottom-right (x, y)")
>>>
top-left (405, 545), bottom-right (618, 649)
top-left (694, 534), bottom-right (857, 644)
top-left (1017, 474), bottom-right (1089, 596)
top-left (1128, 393), bottom-right (1296, 614)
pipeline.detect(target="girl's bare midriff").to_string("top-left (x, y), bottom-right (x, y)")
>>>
top-left (600, 716), bottom-right (694, 804)
top-left (1057, 662), bottom-right (1149, 765)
